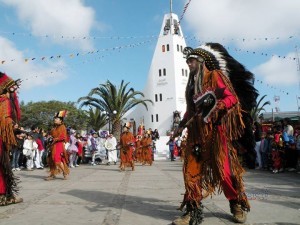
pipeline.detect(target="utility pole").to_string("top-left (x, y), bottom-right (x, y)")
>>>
top-left (295, 45), bottom-right (300, 111)
top-left (296, 45), bottom-right (300, 90)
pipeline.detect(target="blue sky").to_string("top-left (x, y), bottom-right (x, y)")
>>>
top-left (0, 0), bottom-right (299, 113)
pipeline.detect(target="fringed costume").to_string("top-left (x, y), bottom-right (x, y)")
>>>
top-left (119, 122), bottom-right (135, 171)
top-left (173, 43), bottom-right (258, 225)
top-left (46, 111), bottom-right (70, 180)
top-left (135, 136), bottom-right (143, 163)
top-left (141, 135), bottom-right (153, 166)
top-left (0, 72), bottom-right (23, 206)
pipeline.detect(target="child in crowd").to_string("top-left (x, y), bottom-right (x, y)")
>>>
top-left (23, 133), bottom-right (38, 171)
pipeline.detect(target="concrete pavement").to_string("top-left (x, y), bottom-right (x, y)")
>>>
top-left (0, 159), bottom-right (299, 225)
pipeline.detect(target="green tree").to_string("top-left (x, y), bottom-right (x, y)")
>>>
top-left (20, 101), bottom-right (88, 131)
top-left (78, 80), bottom-right (152, 139)
top-left (250, 94), bottom-right (271, 122)
top-left (87, 107), bottom-right (107, 131)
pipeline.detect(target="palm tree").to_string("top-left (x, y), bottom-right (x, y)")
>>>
top-left (250, 94), bottom-right (271, 122)
top-left (78, 80), bottom-right (152, 140)
top-left (87, 107), bottom-right (107, 131)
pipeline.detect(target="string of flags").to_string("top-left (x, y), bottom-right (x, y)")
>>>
top-left (255, 79), bottom-right (289, 95)
top-left (1, 29), bottom-right (296, 96)
top-left (20, 38), bottom-right (156, 82)
top-left (178, 0), bottom-right (192, 25)
top-left (189, 35), bottom-right (297, 42)
top-left (0, 31), bottom-right (158, 40)
top-left (0, 38), bottom-right (157, 65)
top-left (2, 35), bottom-right (297, 65)
top-left (185, 36), bottom-right (298, 61)
top-left (1, 29), bottom-right (297, 44)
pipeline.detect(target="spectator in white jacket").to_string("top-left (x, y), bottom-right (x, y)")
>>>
top-left (105, 134), bottom-right (118, 165)
top-left (23, 133), bottom-right (38, 171)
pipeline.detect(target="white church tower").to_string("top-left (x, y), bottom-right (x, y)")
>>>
top-left (126, 9), bottom-right (189, 136)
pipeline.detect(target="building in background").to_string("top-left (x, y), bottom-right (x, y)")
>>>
top-left (125, 12), bottom-right (188, 137)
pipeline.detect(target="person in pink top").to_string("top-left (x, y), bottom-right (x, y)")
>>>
top-left (35, 136), bottom-right (45, 169)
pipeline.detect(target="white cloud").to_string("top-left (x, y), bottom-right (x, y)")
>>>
top-left (184, 0), bottom-right (300, 48)
top-left (0, 36), bottom-right (67, 89)
top-left (1, 0), bottom-right (98, 51)
top-left (253, 52), bottom-right (298, 85)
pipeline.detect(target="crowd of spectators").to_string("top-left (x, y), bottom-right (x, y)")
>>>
top-left (252, 118), bottom-right (300, 174)
top-left (10, 122), bottom-right (161, 172)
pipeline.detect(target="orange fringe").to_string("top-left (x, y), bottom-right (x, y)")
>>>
top-left (181, 67), bottom-right (250, 211)
top-left (0, 117), bottom-right (16, 150)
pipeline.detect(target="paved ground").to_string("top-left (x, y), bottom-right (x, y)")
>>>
top-left (0, 159), bottom-right (299, 225)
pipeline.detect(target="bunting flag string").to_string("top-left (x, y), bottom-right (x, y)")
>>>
top-left (20, 37), bottom-right (156, 82)
top-left (0, 37), bottom-right (157, 65)
top-left (0, 31), bottom-right (158, 40)
top-left (256, 79), bottom-right (289, 95)
top-left (178, 0), bottom-right (192, 25)
top-left (188, 35), bottom-right (297, 42)
top-left (185, 36), bottom-right (298, 61)
top-left (1, 29), bottom-right (297, 43)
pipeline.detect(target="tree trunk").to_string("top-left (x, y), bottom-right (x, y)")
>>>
top-left (112, 120), bottom-right (121, 142)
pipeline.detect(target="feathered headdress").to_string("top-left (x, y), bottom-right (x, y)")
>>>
top-left (184, 43), bottom-right (259, 152)
top-left (184, 43), bottom-right (258, 112)
top-left (124, 122), bottom-right (131, 129)
top-left (54, 110), bottom-right (68, 119)
top-left (0, 72), bottom-right (21, 94)
top-left (0, 72), bottom-right (21, 121)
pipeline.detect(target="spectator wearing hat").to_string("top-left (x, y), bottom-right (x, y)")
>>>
top-left (119, 122), bottom-right (135, 171)
top-left (45, 110), bottom-right (70, 181)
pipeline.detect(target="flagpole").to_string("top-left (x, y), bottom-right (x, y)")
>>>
top-left (170, 0), bottom-right (173, 34)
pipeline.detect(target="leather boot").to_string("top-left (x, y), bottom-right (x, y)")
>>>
top-left (6, 195), bottom-right (23, 205)
top-left (230, 200), bottom-right (247, 223)
top-left (172, 212), bottom-right (190, 225)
